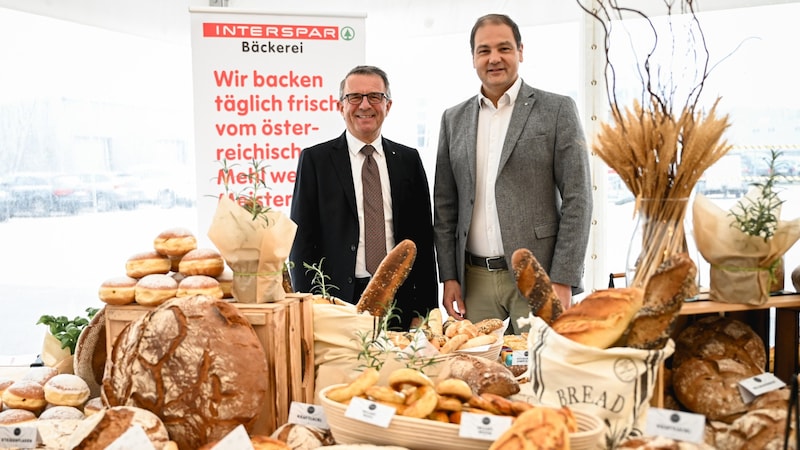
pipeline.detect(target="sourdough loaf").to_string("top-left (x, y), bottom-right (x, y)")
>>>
top-left (673, 316), bottom-right (766, 372)
top-left (709, 408), bottom-right (793, 450)
top-left (672, 356), bottom-right (755, 422)
top-left (102, 294), bottom-right (269, 450)
top-left (550, 287), bottom-right (643, 348)
top-left (66, 405), bottom-right (171, 450)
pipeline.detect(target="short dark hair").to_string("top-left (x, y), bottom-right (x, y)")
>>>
top-left (339, 65), bottom-right (392, 100)
top-left (470, 14), bottom-right (522, 53)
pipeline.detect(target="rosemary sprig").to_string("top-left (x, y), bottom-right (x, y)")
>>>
top-left (217, 158), bottom-right (273, 224)
top-left (303, 258), bottom-right (339, 300)
top-left (729, 149), bottom-right (785, 242)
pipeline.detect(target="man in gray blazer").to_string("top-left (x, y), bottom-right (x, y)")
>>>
top-left (433, 14), bottom-right (592, 333)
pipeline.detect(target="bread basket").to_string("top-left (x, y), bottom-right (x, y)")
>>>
top-left (319, 384), bottom-right (604, 450)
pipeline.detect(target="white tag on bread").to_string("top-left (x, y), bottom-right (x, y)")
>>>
top-left (458, 411), bottom-right (512, 441)
top-left (344, 396), bottom-right (396, 428)
top-left (738, 372), bottom-right (786, 403)
top-left (288, 401), bottom-right (329, 429)
top-left (644, 407), bottom-right (705, 443)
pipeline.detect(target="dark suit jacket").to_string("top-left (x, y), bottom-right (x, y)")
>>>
top-left (290, 132), bottom-right (438, 329)
top-left (433, 82), bottom-right (593, 294)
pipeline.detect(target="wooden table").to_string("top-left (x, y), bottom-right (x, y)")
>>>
top-left (653, 292), bottom-right (800, 407)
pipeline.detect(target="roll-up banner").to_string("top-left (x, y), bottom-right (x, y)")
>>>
top-left (189, 7), bottom-right (366, 243)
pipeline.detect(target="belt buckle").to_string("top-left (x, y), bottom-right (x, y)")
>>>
top-left (485, 256), bottom-right (504, 271)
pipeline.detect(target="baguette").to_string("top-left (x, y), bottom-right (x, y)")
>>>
top-left (356, 239), bottom-right (417, 317)
top-left (511, 248), bottom-right (562, 324)
top-left (624, 252), bottom-right (696, 349)
top-left (458, 334), bottom-right (498, 350)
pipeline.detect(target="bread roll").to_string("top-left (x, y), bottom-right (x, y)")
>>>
top-left (625, 252), bottom-right (696, 349)
top-left (2, 380), bottom-right (47, 412)
top-left (356, 239), bottom-right (417, 317)
top-left (98, 276), bottom-right (137, 305)
top-left (488, 406), bottom-right (573, 450)
top-left (672, 356), bottom-right (753, 422)
top-left (550, 287), bottom-right (644, 348)
top-left (153, 227), bottom-right (197, 257)
top-left (511, 248), bottom-right (563, 324)
top-left (44, 373), bottom-right (91, 407)
top-left (67, 405), bottom-right (170, 450)
top-left (125, 251), bottom-right (171, 278)
top-left (458, 333), bottom-right (497, 350)
top-left (178, 248), bottom-right (225, 277)
top-left (134, 273), bottom-right (178, 306)
top-left (437, 354), bottom-right (520, 397)
top-left (103, 295), bottom-right (269, 450)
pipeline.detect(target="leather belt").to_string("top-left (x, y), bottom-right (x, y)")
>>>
top-left (466, 252), bottom-right (507, 271)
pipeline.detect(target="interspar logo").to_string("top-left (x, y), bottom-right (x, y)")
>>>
top-left (203, 23), bottom-right (339, 40)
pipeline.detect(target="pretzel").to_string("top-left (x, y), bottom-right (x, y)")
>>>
top-left (325, 367), bottom-right (379, 403)
top-left (365, 385), bottom-right (406, 405)
top-left (388, 368), bottom-right (434, 391)
top-left (400, 385), bottom-right (438, 419)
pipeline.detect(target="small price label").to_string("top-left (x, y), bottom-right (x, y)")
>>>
top-left (644, 407), bottom-right (705, 443)
top-left (344, 396), bottom-right (396, 428)
top-left (458, 412), bottom-right (512, 441)
top-left (289, 401), bottom-right (329, 429)
top-left (0, 425), bottom-right (38, 449)
top-left (739, 372), bottom-right (786, 403)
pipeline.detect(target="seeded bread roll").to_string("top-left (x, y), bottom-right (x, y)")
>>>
top-left (512, 248), bottom-right (563, 324)
top-left (356, 239), bottom-right (417, 317)
top-left (550, 287), bottom-right (644, 349)
top-left (625, 252), bottom-right (696, 349)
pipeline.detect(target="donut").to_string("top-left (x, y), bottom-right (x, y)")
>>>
top-left (98, 276), bottom-right (137, 305)
top-left (2, 380), bottom-right (47, 412)
top-left (0, 376), bottom-right (14, 396)
top-left (153, 227), bottom-right (197, 257)
top-left (135, 274), bottom-right (178, 306)
top-left (21, 366), bottom-right (58, 385)
top-left (177, 275), bottom-right (223, 299)
top-left (216, 268), bottom-right (234, 299)
top-left (125, 251), bottom-right (171, 278)
top-left (83, 396), bottom-right (105, 416)
top-left (39, 405), bottom-right (86, 420)
top-left (0, 408), bottom-right (37, 425)
top-left (178, 248), bottom-right (225, 277)
top-left (44, 373), bottom-right (91, 407)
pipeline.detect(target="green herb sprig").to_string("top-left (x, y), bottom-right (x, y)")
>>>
top-left (37, 307), bottom-right (99, 354)
top-left (729, 149), bottom-right (785, 242)
top-left (217, 158), bottom-right (273, 224)
top-left (303, 258), bottom-right (339, 300)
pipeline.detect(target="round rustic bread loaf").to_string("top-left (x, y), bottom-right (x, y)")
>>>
top-left (66, 405), bottom-right (170, 450)
top-left (436, 354), bottom-right (520, 397)
top-left (710, 408), bottom-right (790, 450)
top-left (102, 295), bottom-right (269, 450)
top-left (672, 356), bottom-right (756, 422)
top-left (673, 316), bottom-right (766, 372)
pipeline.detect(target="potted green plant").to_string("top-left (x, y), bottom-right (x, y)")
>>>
top-left (37, 307), bottom-right (99, 371)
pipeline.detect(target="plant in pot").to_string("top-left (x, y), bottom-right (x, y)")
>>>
top-left (37, 307), bottom-right (99, 372)
top-left (694, 149), bottom-right (800, 304)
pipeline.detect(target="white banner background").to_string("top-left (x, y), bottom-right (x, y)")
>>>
top-left (189, 8), bottom-right (365, 245)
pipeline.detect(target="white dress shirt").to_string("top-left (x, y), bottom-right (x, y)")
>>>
top-left (346, 131), bottom-right (395, 277)
top-left (467, 77), bottom-right (522, 258)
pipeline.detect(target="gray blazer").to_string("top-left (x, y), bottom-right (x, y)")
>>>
top-left (433, 81), bottom-right (592, 294)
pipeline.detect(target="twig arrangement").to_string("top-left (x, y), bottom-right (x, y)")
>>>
top-left (577, 0), bottom-right (733, 287)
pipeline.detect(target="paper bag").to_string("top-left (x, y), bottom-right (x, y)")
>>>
top-left (516, 315), bottom-right (673, 448)
top-left (208, 197), bottom-right (297, 303)
top-left (693, 193), bottom-right (800, 305)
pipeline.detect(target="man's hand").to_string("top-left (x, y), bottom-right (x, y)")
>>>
top-left (442, 279), bottom-right (466, 320)
top-left (552, 283), bottom-right (572, 310)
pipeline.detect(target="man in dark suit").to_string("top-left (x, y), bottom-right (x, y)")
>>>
top-left (290, 65), bottom-right (438, 330)
top-left (433, 14), bottom-right (593, 333)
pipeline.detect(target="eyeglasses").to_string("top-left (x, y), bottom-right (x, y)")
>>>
top-left (341, 92), bottom-right (389, 105)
